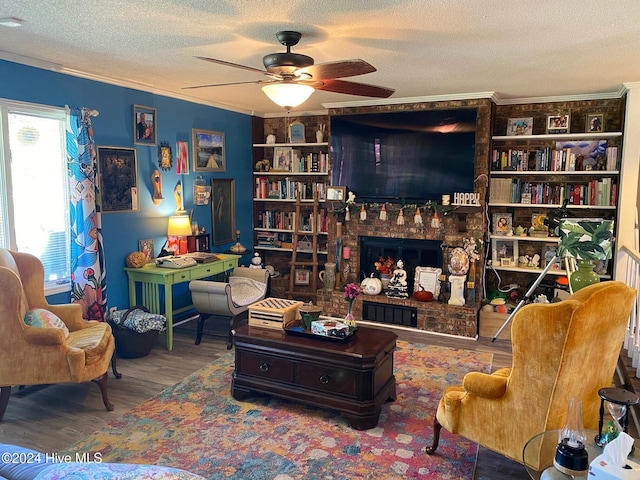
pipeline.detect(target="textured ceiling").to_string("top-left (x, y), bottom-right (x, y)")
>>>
top-left (1, 0), bottom-right (639, 115)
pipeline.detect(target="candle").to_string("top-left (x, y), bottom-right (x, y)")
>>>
top-left (343, 247), bottom-right (351, 259)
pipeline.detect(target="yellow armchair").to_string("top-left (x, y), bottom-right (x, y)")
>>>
top-left (0, 249), bottom-right (121, 421)
top-left (426, 280), bottom-right (636, 463)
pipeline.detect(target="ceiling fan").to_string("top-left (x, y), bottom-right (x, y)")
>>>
top-left (184, 31), bottom-right (395, 108)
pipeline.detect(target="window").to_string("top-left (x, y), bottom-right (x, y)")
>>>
top-left (0, 99), bottom-right (70, 294)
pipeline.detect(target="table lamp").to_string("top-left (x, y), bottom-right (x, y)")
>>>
top-left (167, 214), bottom-right (192, 255)
top-left (554, 397), bottom-right (589, 476)
top-left (557, 218), bottom-right (614, 293)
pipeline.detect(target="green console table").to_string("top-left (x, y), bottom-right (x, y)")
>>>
top-left (124, 254), bottom-right (240, 350)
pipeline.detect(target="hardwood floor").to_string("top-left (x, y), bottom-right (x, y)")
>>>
top-left (0, 320), bottom-right (530, 479)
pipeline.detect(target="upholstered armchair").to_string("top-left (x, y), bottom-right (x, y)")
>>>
top-left (0, 249), bottom-right (120, 421)
top-left (189, 267), bottom-right (269, 348)
top-left (426, 280), bottom-right (636, 464)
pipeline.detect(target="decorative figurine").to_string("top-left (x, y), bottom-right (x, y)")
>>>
top-left (385, 260), bottom-right (409, 298)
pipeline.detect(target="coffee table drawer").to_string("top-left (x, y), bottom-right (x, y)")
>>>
top-left (236, 351), bottom-right (294, 383)
top-left (295, 363), bottom-right (357, 397)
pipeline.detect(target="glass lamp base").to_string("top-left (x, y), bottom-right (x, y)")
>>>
top-left (569, 259), bottom-right (600, 293)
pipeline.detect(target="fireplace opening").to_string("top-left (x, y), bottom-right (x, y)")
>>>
top-left (359, 236), bottom-right (443, 295)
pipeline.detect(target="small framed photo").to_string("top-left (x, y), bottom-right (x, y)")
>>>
top-left (273, 147), bottom-right (293, 171)
top-left (542, 243), bottom-right (562, 271)
top-left (506, 117), bottom-right (533, 136)
top-left (327, 186), bottom-right (347, 201)
top-left (492, 212), bottom-right (513, 235)
top-left (492, 238), bottom-right (517, 266)
top-left (586, 113), bottom-right (604, 133)
top-left (414, 267), bottom-right (442, 297)
top-left (133, 105), bottom-right (156, 145)
top-left (546, 114), bottom-right (570, 134)
top-left (157, 141), bottom-right (172, 171)
top-left (294, 269), bottom-right (310, 285)
top-left (139, 239), bottom-right (155, 262)
top-left (97, 146), bottom-right (139, 213)
top-left (193, 129), bottom-right (225, 172)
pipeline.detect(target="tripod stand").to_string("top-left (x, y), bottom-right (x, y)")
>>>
top-left (492, 255), bottom-right (560, 342)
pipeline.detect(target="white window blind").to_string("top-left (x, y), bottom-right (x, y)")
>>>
top-left (0, 100), bottom-right (70, 293)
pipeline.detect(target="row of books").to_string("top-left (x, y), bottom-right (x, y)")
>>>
top-left (254, 177), bottom-right (327, 201)
top-left (271, 148), bottom-right (329, 173)
top-left (490, 178), bottom-right (618, 206)
top-left (256, 208), bottom-right (329, 233)
top-left (491, 144), bottom-right (618, 172)
top-left (255, 231), bottom-right (328, 252)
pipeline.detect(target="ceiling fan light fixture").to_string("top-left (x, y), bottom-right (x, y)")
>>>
top-left (261, 83), bottom-right (314, 109)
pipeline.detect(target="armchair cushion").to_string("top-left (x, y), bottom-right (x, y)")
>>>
top-left (228, 276), bottom-right (268, 307)
top-left (66, 323), bottom-right (113, 366)
top-left (462, 368), bottom-right (510, 399)
top-left (24, 308), bottom-right (69, 338)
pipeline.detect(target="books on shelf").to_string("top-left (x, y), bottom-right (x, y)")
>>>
top-left (489, 177), bottom-right (617, 206)
top-left (269, 149), bottom-right (329, 173)
top-left (255, 177), bottom-right (327, 201)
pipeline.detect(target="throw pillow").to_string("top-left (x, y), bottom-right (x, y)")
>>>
top-left (229, 276), bottom-right (267, 307)
top-left (24, 308), bottom-right (70, 338)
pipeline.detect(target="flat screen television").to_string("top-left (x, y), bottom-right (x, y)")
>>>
top-left (330, 109), bottom-right (477, 203)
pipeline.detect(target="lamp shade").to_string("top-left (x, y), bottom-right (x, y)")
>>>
top-left (557, 218), bottom-right (614, 260)
top-left (167, 215), bottom-right (192, 237)
top-left (261, 83), bottom-right (314, 108)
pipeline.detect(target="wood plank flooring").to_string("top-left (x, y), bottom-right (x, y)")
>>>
top-left (0, 320), bottom-right (530, 479)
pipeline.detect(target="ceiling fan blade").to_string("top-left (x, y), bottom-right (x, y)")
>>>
top-left (315, 79), bottom-right (395, 98)
top-left (195, 56), bottom-right (269, 75)
top-left (182, 80), bottom-right (265, 90)
top-left (298, 59), bottom-right (376, 80)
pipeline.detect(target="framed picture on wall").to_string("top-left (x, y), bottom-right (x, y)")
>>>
top-left (193, 129), bottom-right (225, 172)
top-left (211, 178), bottom-right (235, 245)
top-left (546, 114), bottom-right (570, 134)
top-left (176, 141), bottom-right (189, 174)
top-left (97, 146), bottom-right (139, 213)
top-left (294, 269), bottom-right (310, 285)
top-left (133, 105), bottom-right (156, 145)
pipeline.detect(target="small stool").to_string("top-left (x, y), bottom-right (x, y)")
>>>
top-left (595, 387), bottom-right (639, 447)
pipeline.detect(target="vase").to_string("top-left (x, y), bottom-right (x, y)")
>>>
top-left (569, 259), bottom-right (600, 293)
top-left (319, 262), bottom-right (336, 291)
top-left (344, 299), bottom-right (357, 331)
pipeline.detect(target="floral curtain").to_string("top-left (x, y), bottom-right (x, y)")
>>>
top-left (65, 106), bottom-right (107, 321)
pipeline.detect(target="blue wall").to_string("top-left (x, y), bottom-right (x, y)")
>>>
top-left (0, 60), bottom-right (253, 310)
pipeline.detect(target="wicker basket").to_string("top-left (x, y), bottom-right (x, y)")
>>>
top-left (108, 306), bottom-right (160, 359)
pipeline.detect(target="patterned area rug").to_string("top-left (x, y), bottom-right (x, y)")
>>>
top-left (65, 341), bottom-right (492, 479)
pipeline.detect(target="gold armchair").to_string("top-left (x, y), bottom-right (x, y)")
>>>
top-left (0, 249), bottom-right (120, 421)
top-left (426, 281), bottom-right (636, 463)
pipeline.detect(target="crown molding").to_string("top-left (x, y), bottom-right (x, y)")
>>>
top-left (493, 91), bottom-right (624, 105)
top-left (322, 91), bottom-right (497, 110)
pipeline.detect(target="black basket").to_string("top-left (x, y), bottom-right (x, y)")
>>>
top-left (108, 306), bottom-right (160, 359)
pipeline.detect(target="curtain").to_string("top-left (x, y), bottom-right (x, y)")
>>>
top-left (65, 106), bottom-right (108, 321)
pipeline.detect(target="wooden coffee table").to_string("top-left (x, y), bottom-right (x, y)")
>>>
top-left (232, 323), bottom-right (397, 430)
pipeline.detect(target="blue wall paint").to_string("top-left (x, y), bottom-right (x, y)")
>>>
top-left (0, 60), bottom-right (253, 310)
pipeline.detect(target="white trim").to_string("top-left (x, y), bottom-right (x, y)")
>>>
top-left (322, 91), bottom-right (497, 109)
top-left (356, 319), bottom-right (478, 341)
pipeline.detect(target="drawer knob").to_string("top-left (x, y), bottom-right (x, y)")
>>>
top-left (319, 374), bottom-right (330, 384)
top-left (259, 362), bottom-right (270, 372)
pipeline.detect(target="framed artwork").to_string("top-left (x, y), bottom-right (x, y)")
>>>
top-left (546, 114), bottom-right (570, 134)
top-left (506, 117), bottom-right (533, 136)
top-left (289, 121), bottom-right (305, 143)
top-left (176, 141), bottom-right (189, 174)
top-left (294, 269), bottom-right (310, 285)
top-left (193, 129), bottom-right (225, 172)
top-left (586, 113), bottom-right (604, 133)
top-left (133, 105), bottom-right (156, 145)
top-left (542, 243), bottom-right (562, 271)
top-left (273, 147), bottom-right (293, 171)
top-left (139, 239), bottom-right (154, 262)
top-left (492, 238), bottom-right (517, 266)
top-left (211, 178), bottom-right (235, 245)
top-left (492, 212), bottom-right (513, 235)
top-left (327, 186), bottom-right (347, 201)
top-left (158, 141), bottom-right (172, 171)
top-left (97, 146), bottom-right (139, 213)
top-left (414, 266), bottom-right (442, 297)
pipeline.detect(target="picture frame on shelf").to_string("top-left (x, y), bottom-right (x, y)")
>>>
top-left (272, 147), bottom-right (293, 172)
top-left (133, 105), bottom-right (156, 145)
top-left (326, 186), bottom-right (347, 201)
top-left (546, 114), bottom-right (570, 134)
top-left (138, 239), bottom-right (154, 262)
top-left (294, 269), bottom-right (310, 285)
top-left (492, 212), bottom-right (513, 235)
top-left (288, 121), bottom-right (305, 143)
top-left (586, 113), bottom-right (604, 133)
top-left (506, 117), bottom-right (533, 136)
top-left (542, 243), bottom-right (562, 271)
top-left (192, 129), bottom-right (225, 172)
top-left (211, 178), bottom-right (235, 245)
top-left (492, 238), bottom-right (517, 266)
top-left (414, 267), bottom-right (442, 297)
top-left (97, 146), bottom-right (139, 213)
